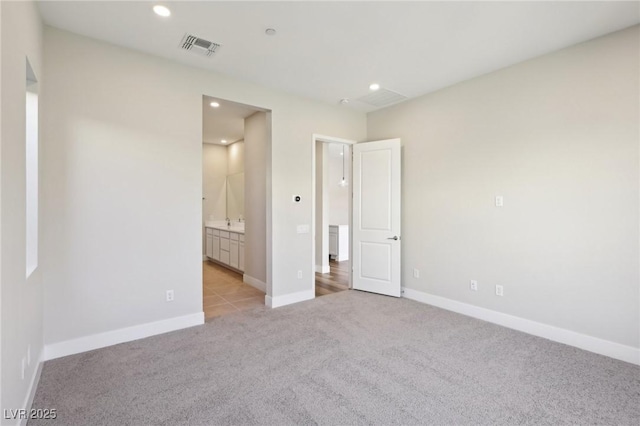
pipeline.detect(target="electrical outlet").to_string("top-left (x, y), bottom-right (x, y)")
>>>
top-left (297, 270), bottom-right (303, 279)
top-left (495, 285), bottom-right (504, 297)
top-left (413, 268), bottom-right (420, 279)
top-left (27, 345), bottom-right (31, 366)
top-left (166, 290), bottom-right (174, 302)
top-left (495, 196), bottom-right (504, 207)
top-left (470, 280), bottom-right (478, 291)
top-left (21, 358), bottom-right (26, 380)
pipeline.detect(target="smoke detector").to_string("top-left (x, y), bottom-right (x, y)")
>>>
top-left (180, 34), bottom-right (220, 57)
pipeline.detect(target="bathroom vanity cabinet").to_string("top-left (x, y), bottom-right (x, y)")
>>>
top-left (205, 226), bottom-right (245, 273)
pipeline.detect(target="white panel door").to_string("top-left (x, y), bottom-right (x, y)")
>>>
top-left (352, 139), bottom-right (401, 297)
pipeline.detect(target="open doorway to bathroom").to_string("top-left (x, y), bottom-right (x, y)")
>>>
top-left (313, 136), bottom-right (354, 297)
top-left (201, 95), bottom-right (271, 319)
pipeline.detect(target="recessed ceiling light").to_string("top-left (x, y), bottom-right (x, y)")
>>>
top-left (210, 102), bottom-right (220, 108)
top-left (221, 139), bottom-right (227, 144)
top-left (369, 83), bottom-right (380, 91)
top-left (265, 28), bottom-right (277, 36)
top-left (153, 5), bottom-right (171, 17)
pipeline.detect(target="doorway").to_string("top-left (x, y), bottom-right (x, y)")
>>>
top-left (201, 95), bottom-right (271, 319)
top-left (312, 135), bottom-right (356, 298)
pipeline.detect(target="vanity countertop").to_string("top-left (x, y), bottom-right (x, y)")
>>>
top-left (205, 221), bottom-right (245, 234)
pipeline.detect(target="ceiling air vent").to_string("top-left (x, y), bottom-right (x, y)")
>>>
top-left (356, 88), bottom-right (408, 108)
top-left (180, 34), bottom-right (220, 57)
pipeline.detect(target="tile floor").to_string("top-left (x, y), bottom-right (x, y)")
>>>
top-left (204, 258), bottom-right (349, 320)
top-left (203, 261), bottom-right (266, 320)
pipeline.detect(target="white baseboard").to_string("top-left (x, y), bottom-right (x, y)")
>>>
top-left (243, 274), bottom-right (266, 292)
top-left (266, 289), bottom-right (315, 308)
top-left (18, 352), bottom-right (44, 426)
top-left (402, 287), bottom-right (639, 365)
top-left (44, 312), bottom-right (204, 361)
top-left (315, 265), bottom-right (330, 274)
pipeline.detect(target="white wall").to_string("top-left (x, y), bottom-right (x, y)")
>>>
top-left (0, 0), bottom-right (43, 420)
top-left (328, 144), bottom-right (350, 225)
top-left (227, 140), bottom-right (244, 176)
top-left (244, 112), bottom-right (268, 286)
top-left (42, 27), bottom-right (365, 349)
top-left (202, 143), bottom-right (227, 223)
top-left (367, 26), bottom-right (639, 350)
top-left (0, 2), bottom-right (3, 413)
top-left (315, 143), bottom-right (329, 272)
top-left (226, 140), bottom-right (245, 221)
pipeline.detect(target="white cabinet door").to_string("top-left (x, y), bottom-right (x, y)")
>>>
top-left (212, 235), bottom-right (220, 261)
top-left (205, 229), bottom-right (213, 258)
top-left (230, 239), bottom-right (239, 269)
top-left (329, 231), bottom-right (338, 257)
top-left (220, 248), bottom-right (230, 265)
top-left (220, 237), bottom-right (230, 252)
top-left (239, 241), bottom-right (245, 271)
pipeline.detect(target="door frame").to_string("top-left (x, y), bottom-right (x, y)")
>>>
top-left (311, 134), bottom-right (356, 295)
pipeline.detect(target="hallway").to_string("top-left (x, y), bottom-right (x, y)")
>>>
top-left (315, 260), bottom-right (349, 297)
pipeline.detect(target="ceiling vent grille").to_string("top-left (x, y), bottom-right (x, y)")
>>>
top-left (356, 88), bottom-right (408, 107)
top-left (181, 34), bottom-right (220, 57)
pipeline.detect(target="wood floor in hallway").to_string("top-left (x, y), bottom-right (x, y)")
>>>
top-left (202, 261), bottom-right (266, 320)
top-left (203, 259), bottom-right (348, 320)
top-left (315, 259), bottom-right (349, 297)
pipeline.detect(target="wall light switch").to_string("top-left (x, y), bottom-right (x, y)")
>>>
top-left (413, 268), bottom-right (420, 278)
top-left (495, 196), bottom-right (504, 207)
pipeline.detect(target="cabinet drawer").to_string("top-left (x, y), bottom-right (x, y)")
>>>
top-left (212, 229), bottom-right (220, 236)
top-left (219, 231), bottom-right (230, 239)
top-left (206, 228), bottom-right (213, 236)
top-left (239, 234), bottom-right (245, 243)
top-left (219, 250), bottom-right (230, 265)
top-left (220, 238), bottom-right (230, 251)
top-left (230, 232), bottom-right (239, 241)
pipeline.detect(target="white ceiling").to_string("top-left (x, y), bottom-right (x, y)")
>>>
top-left (202, 95), bottom-right (260, 145)
top-left (37, 1), bottom-right (639, 112)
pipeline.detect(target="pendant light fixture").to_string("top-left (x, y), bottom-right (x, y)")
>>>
top-left (339, 145), bottom-right (348, 187)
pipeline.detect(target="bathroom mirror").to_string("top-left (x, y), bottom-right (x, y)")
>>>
top-left (226, 172), bottom-right (244, 220)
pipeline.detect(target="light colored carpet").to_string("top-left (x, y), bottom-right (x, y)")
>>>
top-left (30, 290), bottom-right (639, 425)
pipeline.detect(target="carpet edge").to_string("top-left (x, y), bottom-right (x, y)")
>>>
top-left (43, 312), bottom-right (204, 361)
top-left (402, 287), bottom-right (640, 365)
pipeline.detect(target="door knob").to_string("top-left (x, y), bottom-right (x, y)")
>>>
top-left (387, 236), bottom-right (399, 240)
